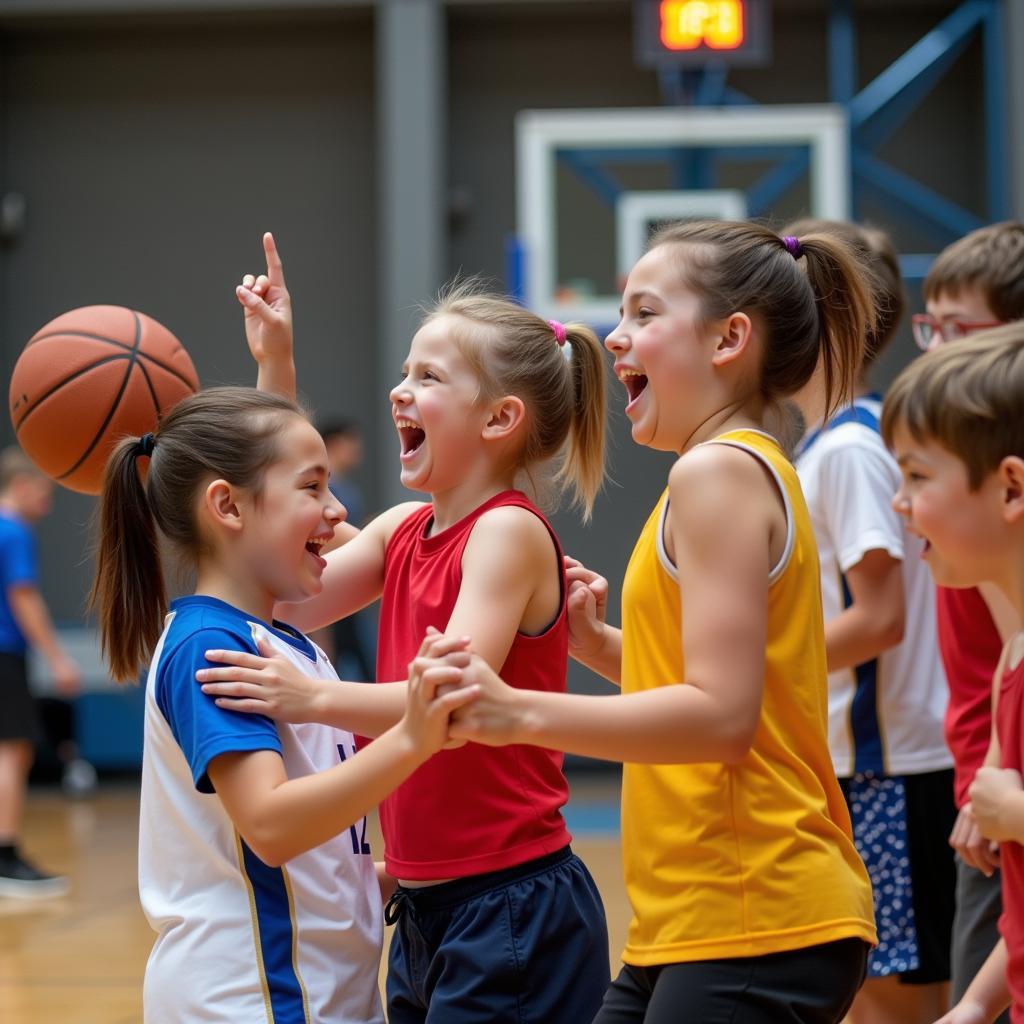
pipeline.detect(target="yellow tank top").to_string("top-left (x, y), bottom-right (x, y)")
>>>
top-left (620, 429), bottom-right (876, 965)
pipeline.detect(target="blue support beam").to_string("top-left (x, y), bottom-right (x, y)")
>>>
top-left (849, 0), bottom-right (989, 144)
top-left (827, 0), bottom-right (857, 216)
top-left (747, 151), bottom-right (811, 219)
top-left (549, 1), bottom-right (1006, 253)
top-left (853, 151), bottom-right (985, 241)
top-left (982, 1), bottom-right (1010, 220)
top-left (505, 235), bottom-right (526, 304)
top-left (898, 254), bottom-right (937, 280)
top-left (828, 0), bottom-right (856, 105)
top-left (555, 151), bottom-right (622, 207)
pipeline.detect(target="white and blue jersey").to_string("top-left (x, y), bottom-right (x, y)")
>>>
top-left (796, 397), bottom-right (950, 778)
top-left (138, 595), bottom-right (384, 1024)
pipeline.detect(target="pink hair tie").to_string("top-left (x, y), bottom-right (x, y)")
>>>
top-left (547, 319), bottom-right (567, 346)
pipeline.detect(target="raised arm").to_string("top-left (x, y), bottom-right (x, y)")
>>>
top-left (274, 501), bottom-right (422, 633)
top-left (238, 231), bottom-right (296, 400)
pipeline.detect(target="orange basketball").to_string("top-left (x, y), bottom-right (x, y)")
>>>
top-left (9, 305), bottom-right (199, 494)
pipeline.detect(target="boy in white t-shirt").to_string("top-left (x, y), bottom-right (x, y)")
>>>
top-left (787, 219), bottom-right (956, 1024)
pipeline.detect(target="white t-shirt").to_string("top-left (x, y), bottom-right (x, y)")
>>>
top-left (796, 398), bottom-right (951, 777)
top-left (138, 595), bottom-right (384, 1024)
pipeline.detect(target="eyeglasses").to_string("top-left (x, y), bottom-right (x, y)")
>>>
top-left (911, 314), bottom-right (1002, 350)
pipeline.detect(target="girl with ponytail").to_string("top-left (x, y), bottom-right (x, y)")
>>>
top-left (200, 249), bottom-right (612, 1024)
top-left (442, 220), bottom-right (880, 1022)
top-left (91, 386), bottom-right (475, 1022)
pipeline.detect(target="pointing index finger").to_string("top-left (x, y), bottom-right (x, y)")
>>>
top-left (263, 231), bottom-right (285, 287)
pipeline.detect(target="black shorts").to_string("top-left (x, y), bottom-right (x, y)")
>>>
top-left (0, 651), bottom-right (36, 743)
top-left (594, 938), bottom-right (868, 1024)
top-left (839, 768), bottom-right (957, 985)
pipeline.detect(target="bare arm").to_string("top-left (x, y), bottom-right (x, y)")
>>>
top-left (824, 549), bottom-right (905, 672)
top-left (198, 502), bottom-right (424, 734)
top-left (7, 584), bottom-right (80, 692)
top-left (935, 937), bottom-right (1010, 1023)
top-left (445, 506), bottom-right (560, 672)
top-left (209, 735), bottom-right (421, 866)
top-left (207, 656), bottom-right (477, 867)
top-left (274, 502), bottom-right (423, 633)
top-left (953, 639), bottom-right (1014, 875)
top-left (451, 447), bottom-right (774, 765)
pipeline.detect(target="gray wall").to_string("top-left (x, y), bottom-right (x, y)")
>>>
top-left (1, 11), bottom-right (377, 620)
top-left (0, 0), bottom-right (1004, 671)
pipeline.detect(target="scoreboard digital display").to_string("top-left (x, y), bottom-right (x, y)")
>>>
top-left (634, 0), bottom-right (772, 67)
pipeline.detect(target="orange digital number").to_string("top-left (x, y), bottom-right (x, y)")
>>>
top-left (659, 0), bottom-right (746, 51)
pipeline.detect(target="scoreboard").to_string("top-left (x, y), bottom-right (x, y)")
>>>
top-left (634, 0), bottom-right (773, 67)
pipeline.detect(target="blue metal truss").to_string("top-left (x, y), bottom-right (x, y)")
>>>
top-left (549, 0), bottom-right (1008, 280)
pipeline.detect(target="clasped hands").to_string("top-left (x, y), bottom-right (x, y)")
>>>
top-left (408, 627), bottom-right (522, 748)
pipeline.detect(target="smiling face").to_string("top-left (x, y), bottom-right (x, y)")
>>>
top-left (890, 424), bottom-right (1008, 588)
top-left (605, 245), bottom-right (721, 453)
top-left (388, 315), bottom-right (492, 495)
top-left (237, 416), bottom-right (345, 604)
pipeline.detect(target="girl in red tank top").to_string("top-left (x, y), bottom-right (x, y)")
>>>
top-left (200, 242), bottom-right (611, 1024)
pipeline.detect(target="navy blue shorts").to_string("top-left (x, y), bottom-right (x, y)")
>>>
top-left (384, 845), bottom-right (610, 1024)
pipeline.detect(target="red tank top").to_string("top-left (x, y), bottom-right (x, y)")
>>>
top-left (370, 490), bottom-right (571, 879)
top-left (938, 586), bottom-right (1004, 807)
top-left (996, 652), bottom-right (1024, 1022)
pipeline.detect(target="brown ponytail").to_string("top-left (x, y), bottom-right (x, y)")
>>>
top-left (89, 386), bottom-right (306, 683)
top-left (90, 436), bottom-right (166, 684)
top-left (555, 322), bottom-right (607, 518)
top-left (796, 233), bottom-right (871, 418)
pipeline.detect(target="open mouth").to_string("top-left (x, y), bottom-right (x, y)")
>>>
top-left (396, 418), bottom-right (426, 457)
top-left (620, 371), bottom-right (648, 406)
top-left (305, 538), bottom-right (325, 559)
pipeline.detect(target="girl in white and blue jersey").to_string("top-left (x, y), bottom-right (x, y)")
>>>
top-left (89, 387), bottom-right (476, 1023)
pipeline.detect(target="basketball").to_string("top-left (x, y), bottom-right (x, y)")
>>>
top-left (8, 305), bottom-right (199, 494)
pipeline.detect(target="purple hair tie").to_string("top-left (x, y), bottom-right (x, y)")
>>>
top-left (547, 319), bottom-right (567, 346)
top-left (782, 235), bottom-right (803, 259)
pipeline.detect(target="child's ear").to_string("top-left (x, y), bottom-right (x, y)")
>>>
top-left (1000, 456), bottom-right (1024, 525)
top-left (483, 395), bottom-right (526, 441)
top-left (711, 312), bottom-right (753, 367)
top-left (203, 479), bottom-right (244, 533)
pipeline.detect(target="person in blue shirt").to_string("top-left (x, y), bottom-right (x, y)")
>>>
top-left (0, 447), bottom-right (81, 897)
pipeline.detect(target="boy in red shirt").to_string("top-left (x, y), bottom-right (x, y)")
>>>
top-left (918, 224), bottom-right (1024, 1020)
top-left (882, 324), bottom-right (1024, 1023)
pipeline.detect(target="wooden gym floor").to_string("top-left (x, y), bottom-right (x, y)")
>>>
top-left (0, 776), bottom-right (630, 1024)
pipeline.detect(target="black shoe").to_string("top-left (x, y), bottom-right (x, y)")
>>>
top-left (0, 853), bottom-right (69, 899)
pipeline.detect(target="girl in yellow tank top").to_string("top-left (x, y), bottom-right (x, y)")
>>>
top-left (446, 221), bottom-right (877, 1023)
